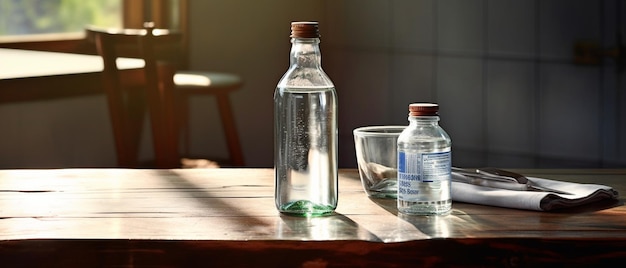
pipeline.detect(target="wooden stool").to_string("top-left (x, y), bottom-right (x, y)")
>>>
top-left (87, 23), bottom-right (245, 168)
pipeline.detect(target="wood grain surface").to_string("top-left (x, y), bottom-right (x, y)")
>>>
top-left (1, 168), bottom-right (625, 266)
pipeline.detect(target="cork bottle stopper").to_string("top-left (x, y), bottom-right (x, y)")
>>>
top-left (291, 21), bottom-right (320, 38)
top-left (409, 103), bottom-right (439, 116)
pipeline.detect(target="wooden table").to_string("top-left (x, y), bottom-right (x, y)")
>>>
top-left (0, 48), bottom-right (144, 103)
top-left (0, 168), bottom-right (624, 266)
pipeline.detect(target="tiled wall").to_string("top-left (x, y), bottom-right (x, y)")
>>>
top-left (324, 0), bottom-right (626, 168)
top-left (1, 0), bottom-right (623, 169)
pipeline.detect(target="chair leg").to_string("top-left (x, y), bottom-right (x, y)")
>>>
top-left (178, 95), bottom-right (191, 157)
top-left (215, 93), bottom-right (245, 166)
top-left (104, 75), bottom-right (145, 167)
top-left (162, 87), bottom-right (180, 167)
top-left (150, 63), bottom-right (180, 168)
top-left (120, 86), bottom-right (146, 167)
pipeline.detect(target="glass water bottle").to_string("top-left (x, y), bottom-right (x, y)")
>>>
top-left (274, 22), bottom-right (338, 216)
top-left (397, 103), bottom-right (452, 215)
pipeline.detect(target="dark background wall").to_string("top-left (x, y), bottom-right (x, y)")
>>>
top-left (0, 0), bottom-right (624, 169)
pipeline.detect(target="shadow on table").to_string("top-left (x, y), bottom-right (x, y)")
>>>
top-left (277, 213), bottom-right (381, 241)
top-left (367, 193), bottom-right (624, 239)
top-left (367, 197), bottom-right (456, 238)
top-left (549, 198), bottom-right (622, 213)
top-left (369, 193), bottom-right (623, 216)
top-left (155, 169), bottom-right (382, 241)
top-left (154, 169), bottom-right (273, 231)
top-left (368, 197), bottom-right (397, 215)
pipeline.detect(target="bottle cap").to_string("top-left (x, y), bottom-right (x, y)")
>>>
top-left (291, 21), bottom-right (320, 38)
top-left (409, 103), bottom-right (439, 116)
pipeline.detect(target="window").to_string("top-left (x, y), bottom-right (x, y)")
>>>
top-left (0, 0), bottom-right (186, 54)
top-left (0, 0), bottom-right (122, 36)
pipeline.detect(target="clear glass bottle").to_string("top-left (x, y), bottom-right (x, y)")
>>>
top-left (274, 21), bottom-right (338, 216)
top-left (397, 103), bottom-right (452, 215)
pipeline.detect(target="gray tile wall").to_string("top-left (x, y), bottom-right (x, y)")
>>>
top-left (2, 0), bottom-right (621, 169)
top-left (325, 0), bottom-right (626, 168)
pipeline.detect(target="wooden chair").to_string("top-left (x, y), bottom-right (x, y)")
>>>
top-left (86, 23), bottom-right (245, 168)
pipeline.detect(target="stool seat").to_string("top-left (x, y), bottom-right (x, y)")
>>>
top-left (174, 71), bottom-right (242, 88)
top-left (171, 70), bottom-right (245, 166)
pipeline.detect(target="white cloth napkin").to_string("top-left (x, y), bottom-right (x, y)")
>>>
top-left (451, 176), bottom-right (619, 211)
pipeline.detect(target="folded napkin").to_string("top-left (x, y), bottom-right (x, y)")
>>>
top-left (451, 175), bottom-right (619, 211)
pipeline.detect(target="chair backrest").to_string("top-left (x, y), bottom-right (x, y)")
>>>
top-left (86, 23), bottom-right (181, 168)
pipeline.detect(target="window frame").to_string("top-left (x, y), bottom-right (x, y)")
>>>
top-left (0, 0), bottom-right (187, 55)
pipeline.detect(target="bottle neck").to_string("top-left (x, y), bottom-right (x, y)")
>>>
top-left (408, 115), bottom-right (440, 125)
top-left (290, 38), bottom-right (322, 68)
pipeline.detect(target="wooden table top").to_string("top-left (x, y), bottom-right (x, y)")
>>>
top-left (0, 48), bottom-right (145, 104)
top-left (1, 168), bottom-right (625, 266)
top-left (0, 48), bottom-right (144, 80)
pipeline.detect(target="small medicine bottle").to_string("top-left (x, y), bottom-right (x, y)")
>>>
top-left (397, 103), bottom-right (452, 215)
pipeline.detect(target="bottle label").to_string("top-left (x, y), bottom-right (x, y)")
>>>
top-left (397, 151), bottom-right (451, 200)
